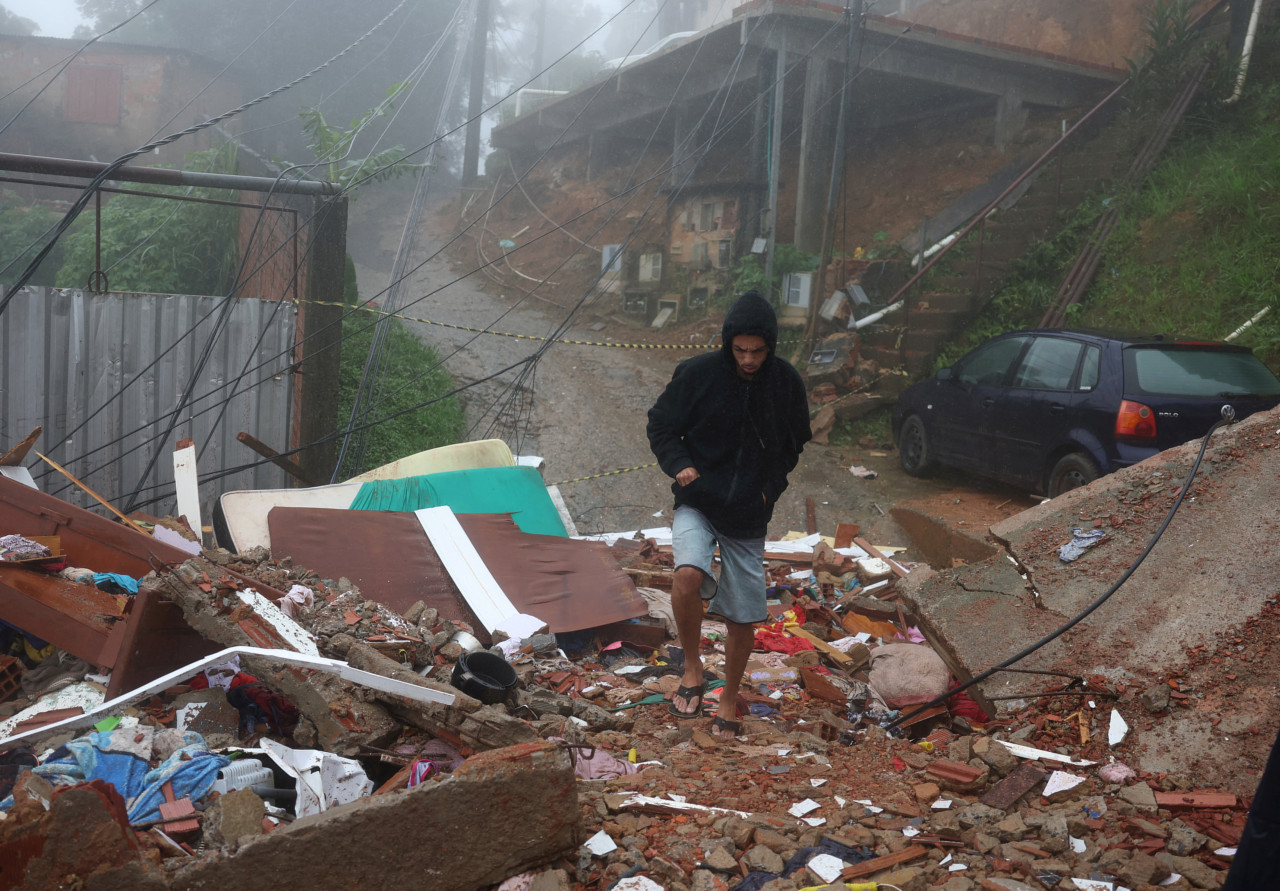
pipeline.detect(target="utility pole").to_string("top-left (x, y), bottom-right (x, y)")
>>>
top-left (462, 0), bottom-right (490, 185)
top-left (762, 30), bottom-right (786, 298)
top-left (801, 0), bottom-right (863, 350)
top-left (534, 0), bottom-right (547, 89)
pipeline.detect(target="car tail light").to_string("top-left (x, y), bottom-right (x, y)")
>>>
top-left (1115, 399), bottom-right (1157, 441)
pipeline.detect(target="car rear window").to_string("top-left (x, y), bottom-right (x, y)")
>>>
top-left (1125, 346), bottom-right (1280, 397)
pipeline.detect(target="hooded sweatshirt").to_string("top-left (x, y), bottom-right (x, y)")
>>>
top-left (647, 291), bottom-right (812, 538)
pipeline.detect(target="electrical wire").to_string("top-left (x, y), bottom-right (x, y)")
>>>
top-left (0, 0), bottom-right (408, 316)
top-left (45, 0), bottom-right (819, 496)
top-left (0, 0), bottom-right (167, 138)
top-left (886, 411), bottom-right (1237, 732)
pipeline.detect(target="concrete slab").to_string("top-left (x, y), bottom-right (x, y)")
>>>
top-left (896, 406), bottom-right (1280, 784)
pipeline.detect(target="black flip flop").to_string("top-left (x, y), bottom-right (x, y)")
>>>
top-left (711, 715), bottom-right (741, 738)
top-left (668, 683), bottom-right (705, 718)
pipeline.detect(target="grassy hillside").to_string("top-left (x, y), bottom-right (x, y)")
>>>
top-left (934, 28), bottom-right (1280, 367)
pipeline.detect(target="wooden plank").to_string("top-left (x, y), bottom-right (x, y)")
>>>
top-left (833, 523), bottom-right (860, 549)
top-left (788, 626), bottom-right (868, 670)
top-left (415, 506), bottom-right (518, 633)
top-left (840, 844), bottom-right (927, 880)
top-left (854, 536), bottom-right (908, 578)
top-left (172, 440), bottom-right (203, 544)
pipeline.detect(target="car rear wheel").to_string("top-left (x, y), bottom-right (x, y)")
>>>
top-left (898, 415), bottom-right (933, 477)
top-left (1048, 452), bottom-right (1099, 497)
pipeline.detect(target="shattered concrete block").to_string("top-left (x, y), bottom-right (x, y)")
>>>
top-left (343, 641), bottom-right (539, 751)
top-left (972, 737), bottom-right (1018, 777)
top-left (203, 787), bottom-right (266, 848)
top-left (251, 660), bottom-right (401, 756)
top-left (1118, 781), bottom-right (1159, 813)
top-left (742, 844), bottom-right (784, 874)
top-left (171, 741), bottom-right (582, 891)
top-left (1164, 818), bottom-right (1210, 856)
top-left (0, 780), bottom-right (163, 891)
top-left (1168, 854), bottom-right (1224, 890)
top-left (873, 867), bottom-right (926, 891)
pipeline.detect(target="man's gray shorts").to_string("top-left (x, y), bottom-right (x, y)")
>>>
top-left (672, 505), bottom-right (767, 625)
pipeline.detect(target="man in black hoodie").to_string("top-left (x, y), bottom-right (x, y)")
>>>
top-left (647, 291), bottom-right (811, 738)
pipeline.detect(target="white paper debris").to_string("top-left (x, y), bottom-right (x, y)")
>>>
top-left (1215, 846), bottom-right (1237, 856)
top-left (789, 798), bottom-right (821, 817)
top-left (829, 634), bottom-right (872, 651)
top-left (614, 665), bottom-right (645, 675)
top-left (853, 799), bottom-right (884, 814)
top-left (834, 795), bottom-right (847, 808)
top-left (667, 794), bottom-right (687, 803)
top-left (807, 853), bottom-right (845, 883)
top-left (258, 738), bottom-right (373, 818)
top-left (1070, 836), bottom-right (1087, 854)
top-left (949, 863), bottom-right (969, 872)
top-left (940, 854), bottom-right (952, 866)
top-left (1109, 709), bottom-right (1129, 746)
top-left (995, 739), bottom-right (1097, 766)
top-left (810, 778), bottom-right (828, 788)
top-left (1043, 770), bottom-right (1087, 797)
top-left (802, 816), bottom-right (827, 827)
top-left (902, 825), bottom-right (921, 837)
top-left (1160, 875), bottom-right (1182, 886)
top-left (931, 799), bottom-right (953, 809)
top-left (776, 748), bottom-right (792, 756)
top-left (613, 877), bottom-right (663, 891)
top-left (1071, 879), bottom-right (1123, 891)
top-left (583, 830), bottom-right (618, 856)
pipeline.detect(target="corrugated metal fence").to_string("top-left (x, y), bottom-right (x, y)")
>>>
top-left (0, 285), bottom-right (294, 521)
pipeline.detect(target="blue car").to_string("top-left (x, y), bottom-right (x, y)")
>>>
top-left (891, 329), bottom-right (1280, 497)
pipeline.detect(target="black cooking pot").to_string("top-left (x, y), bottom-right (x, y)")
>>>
top-left (450, 651), bottom-right (517, 704)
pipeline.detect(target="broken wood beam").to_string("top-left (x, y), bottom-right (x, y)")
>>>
top-left (236, 432), bottom-right (322, 486)
top-left (854, 536), bottom-right (908, 578)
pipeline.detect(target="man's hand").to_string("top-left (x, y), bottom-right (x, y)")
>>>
top-left (676, 467), bottom-right (700, 486)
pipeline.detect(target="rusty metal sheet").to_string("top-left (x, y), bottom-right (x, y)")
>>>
top-left (267, 507), bottom-right (487, 642)
top-left (0, 476), bottom-right (235, 695)
top-left (455, 514), bottom-right (648, 633)
top-left (267, 509), bottom-right (648, 636)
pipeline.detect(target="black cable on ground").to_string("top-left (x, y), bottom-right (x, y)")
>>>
top-left (886, 408), bottom-right (1237, 732)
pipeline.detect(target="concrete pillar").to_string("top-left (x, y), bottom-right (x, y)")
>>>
top-left (764, 30), bottom-right (786, 287)
top-left (994, 80), bottom-right (1027, 152)
top-left (669, 104), bottom-right (699, 190)
top-left (794, 56), bottom-right (839, 254)
top-left (737, 48), bottom-right (775, 260)
top-left (586, 130), bottom-right (611, 181)
top-left (295, 195), bottom-right (346, 486)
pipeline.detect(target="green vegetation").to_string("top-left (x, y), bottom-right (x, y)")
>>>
top-left (731, 243), bottom-right (819, 305)
top-left (298, 84), bottom-right (423, 192)
top-left (833, 26), bottom-right (1280, 444)
top-left (0, 193), bottom-right (64, 286)
top-left (937, 31), bottom-right (1280, 368)
top-left (335, 300), bottom-right (467, 479)
top-left (54, 146), bottom-right (240, 296)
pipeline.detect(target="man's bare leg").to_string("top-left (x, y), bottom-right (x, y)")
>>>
top-left (712, 620), bottom-right (754, 738)
top-left (671, 565), bottom-right (707, 716)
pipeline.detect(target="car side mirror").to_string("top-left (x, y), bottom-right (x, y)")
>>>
top-left (936, 367), bottom-right (953, 381)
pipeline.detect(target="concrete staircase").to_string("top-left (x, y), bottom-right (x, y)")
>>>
top-left (858, 112), bottom-right (1131, 375)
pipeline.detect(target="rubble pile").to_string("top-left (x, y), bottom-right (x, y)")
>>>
top-left (0, 521), bottom-right (1255, 891)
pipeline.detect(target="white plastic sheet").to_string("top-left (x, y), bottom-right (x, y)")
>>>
top-left (259, 737), bottom-right (373, 818)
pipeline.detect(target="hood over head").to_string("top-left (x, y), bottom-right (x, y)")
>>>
top-left (721, 291), bottom-right (778, 362)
